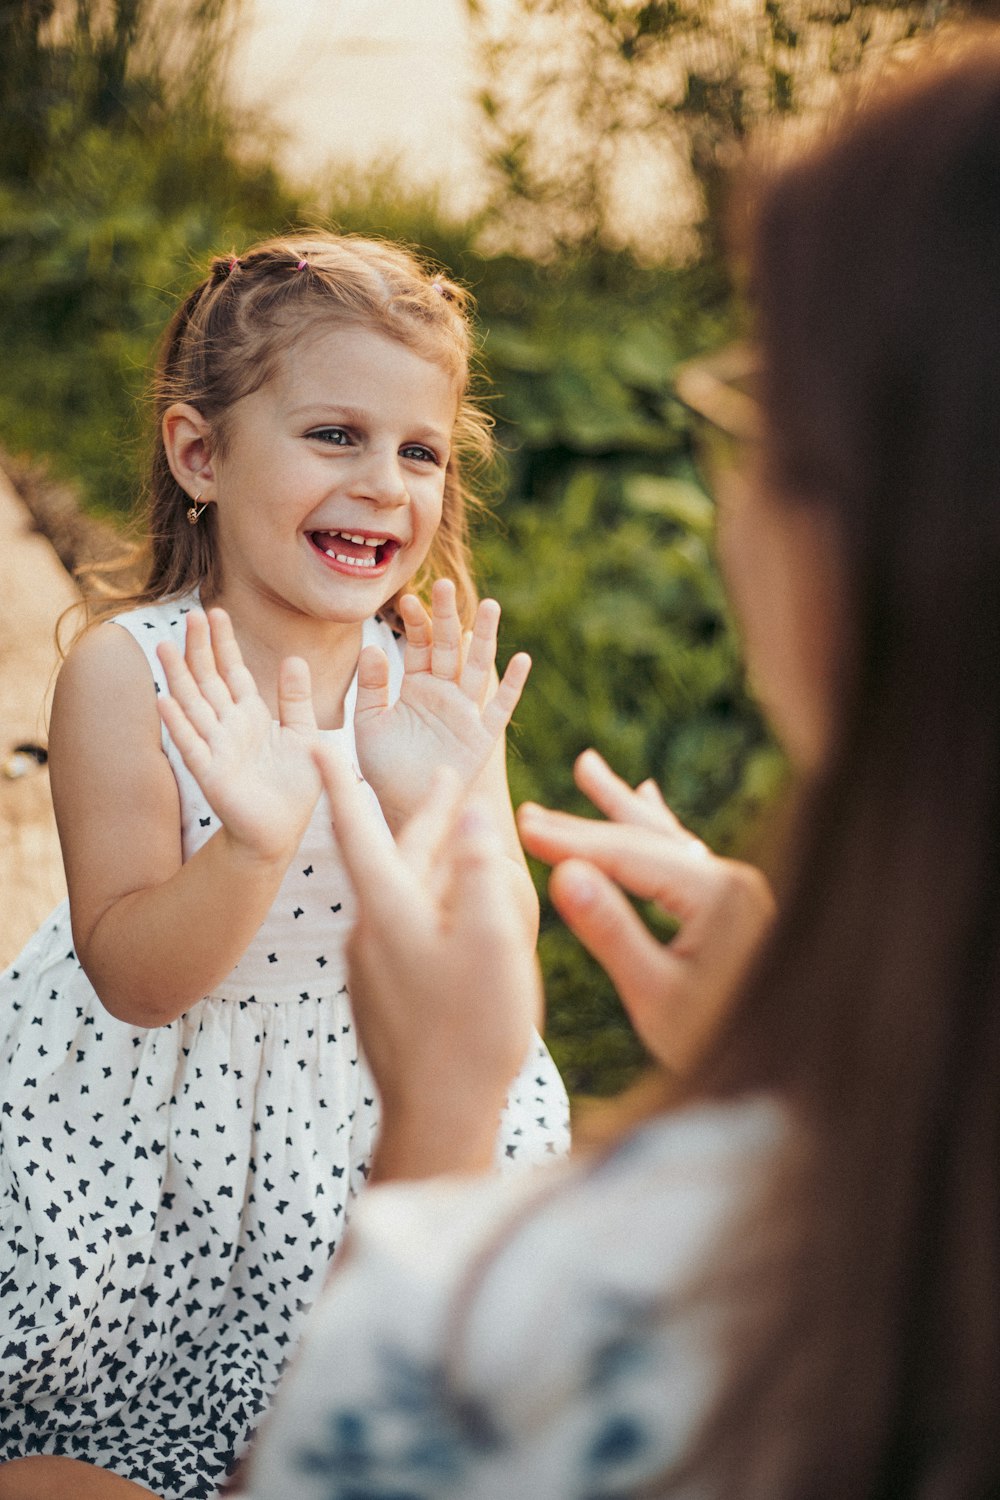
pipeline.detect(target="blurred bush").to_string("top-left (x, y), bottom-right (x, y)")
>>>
top-left (0, 0), bottom-right (299, 515)
top-left (468, 261), bottom-right (784, 1093)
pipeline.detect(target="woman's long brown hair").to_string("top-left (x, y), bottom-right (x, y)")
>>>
top-left (676, 36), bottom-right (1000, 1498)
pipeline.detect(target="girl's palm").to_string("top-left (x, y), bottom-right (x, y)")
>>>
top-left (354, 581), bottom-right (530, 829)
top-left (157, 609), bottom-right (322, 862)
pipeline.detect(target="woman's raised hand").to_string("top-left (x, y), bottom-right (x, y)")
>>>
top-left (518, 750), bottom-right (776, 1076)
top-left (352, 579), bottom-right (531, 831)
top-left (156, 608), bottom-right (322, 864)
top-left (313, 745), bottom-right (542, 1181)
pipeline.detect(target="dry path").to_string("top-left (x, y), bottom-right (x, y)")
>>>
top-left (0, 467), bottom-right (78, 967)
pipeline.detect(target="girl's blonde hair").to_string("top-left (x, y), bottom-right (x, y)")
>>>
top-left (82, 231), bottom-right (490, 631)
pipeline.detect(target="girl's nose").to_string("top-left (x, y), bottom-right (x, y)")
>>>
top-left (352, 448), bottom-right (408, 508)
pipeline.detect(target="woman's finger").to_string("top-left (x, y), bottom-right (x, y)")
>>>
top-left (354, 645), bottom-right (391, 719)
top-left (447, 803), bottom-right (544, 1029)
top-left (548, 858), bottom-right (719, 1080)
top-left (314, 743), bottom-right (397, 896)
top-left (574, 749), bottom-right (688, 837)
top-left (548, 858), bottom-right (692, 1064)
top-left (277, 656), bottom-right (317, 734)
top-left (518, 803), bottom-right (718, 920)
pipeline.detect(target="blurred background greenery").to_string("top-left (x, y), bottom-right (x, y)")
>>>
top-left (0, 0), bottom-right (958, 1094)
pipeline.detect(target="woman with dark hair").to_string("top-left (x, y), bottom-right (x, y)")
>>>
top-left (235, 37), bottom-right (1000, 1500)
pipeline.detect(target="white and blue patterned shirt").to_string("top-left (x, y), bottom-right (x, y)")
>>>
top-left (239, 1098), bottom-right (785, 1500)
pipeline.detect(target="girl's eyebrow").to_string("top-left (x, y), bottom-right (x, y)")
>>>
top-left (290, 403), bottom-right (370, 424)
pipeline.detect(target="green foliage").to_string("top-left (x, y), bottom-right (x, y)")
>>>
top-left (0, 0), bottom-right (300, 514)
top-left (468, 263), bottom-right (785, 1092)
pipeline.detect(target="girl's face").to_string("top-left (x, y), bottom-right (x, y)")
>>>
top-left (199, 322), bottom-right (457, 627)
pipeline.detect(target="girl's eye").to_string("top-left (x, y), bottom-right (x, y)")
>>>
top-left (307, 427), bottom-right (352, 446)
top-left (401, 444), bottom-right (441, 465)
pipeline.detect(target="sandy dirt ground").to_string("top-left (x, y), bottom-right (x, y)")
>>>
top-left (0, 469), bottom-right (78, 968)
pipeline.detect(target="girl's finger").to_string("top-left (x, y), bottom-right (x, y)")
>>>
top-left (481, 652), bottom-right (532, 741)
top-left (157, 695), bottom-right (211, 782)
top-left (429, 578), bottom-right (462, 680)
top-left (354, 646), bottom-right (391, 720)
top-left (458, 598), bottom-right (501, 703)
top-left (277, 656), bottom-right (318, 734)
top-left (183, 609), bottom-right (235, 716)
top-left (206, 608), bottom-right (258, 704)
top-left (157, 640), bottom-right (223, 742)
top-left (574, 749), bottom-right (688, 837)
top-left (518, 803), bottom-right (719, 919)
top-left (399, 593), bottom-right (433, 676)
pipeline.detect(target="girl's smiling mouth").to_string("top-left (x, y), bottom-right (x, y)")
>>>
top-left (308, 529), bottom-right (401, 573)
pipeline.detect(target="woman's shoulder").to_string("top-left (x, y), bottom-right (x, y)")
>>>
top-left (243, 1096), bottom-right (786, 1500)
top-left (310, 1093), bottom-right (787, 1374)
top-left (353, 1094), bottom-right (785, 1265)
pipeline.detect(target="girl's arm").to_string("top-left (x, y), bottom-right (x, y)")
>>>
top-left (50, 611), bottom-right (320, 1028)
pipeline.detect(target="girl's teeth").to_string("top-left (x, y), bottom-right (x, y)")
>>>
top-left (324, 548), bottom-right (377, 567)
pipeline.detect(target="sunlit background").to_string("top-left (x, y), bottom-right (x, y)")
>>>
top-left (229, 0), bottom-right (487, 207)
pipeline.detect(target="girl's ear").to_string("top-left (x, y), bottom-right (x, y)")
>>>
top-left (162, 402), bottom-right (217, 500)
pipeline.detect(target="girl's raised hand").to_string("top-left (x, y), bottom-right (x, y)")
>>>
top-left (353, 579), bottom-right (531, 831)
top-left (518, 749), bottom-right (776, 1076)
top-left (157, 608), bottom-right (322, 864)
top-left (313, 745), bottom-right (542, 1180)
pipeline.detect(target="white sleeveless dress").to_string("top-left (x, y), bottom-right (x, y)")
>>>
top-left (0, 594), bottom-right (570, 1499)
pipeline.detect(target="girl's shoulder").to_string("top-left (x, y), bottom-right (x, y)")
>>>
top-left (105, 592), bottom-right (200, 651)
top-left (55, 593), bottom-right (200, 723)
top-left (94, 592), bottom-right (201, 691)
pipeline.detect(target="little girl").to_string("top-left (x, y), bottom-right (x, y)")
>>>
top-left (0, 233), bottom-right (569, 1499)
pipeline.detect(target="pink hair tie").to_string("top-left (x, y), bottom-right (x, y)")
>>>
top-left (296, 259), bottom-right (308, 271)
top-left (431, 280), bottom-right (446, 297)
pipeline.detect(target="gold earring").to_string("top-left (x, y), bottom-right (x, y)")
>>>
top-left (186, 493), bottom-right (208, 525)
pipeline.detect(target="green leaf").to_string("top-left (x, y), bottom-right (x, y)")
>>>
top-left (623, 474), bottom-right (714, 534)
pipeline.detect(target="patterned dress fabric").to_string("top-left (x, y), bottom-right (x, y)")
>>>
top-left (0, 595), bottom-right (570, 1499)
top-left (239, 1099), bottom-right (785, 1500)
